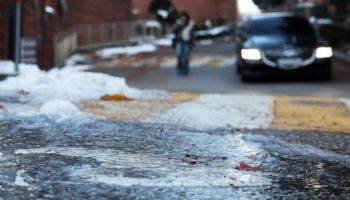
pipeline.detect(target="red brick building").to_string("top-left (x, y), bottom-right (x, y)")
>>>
top-left (0, 0), bottom-right (133, 69)
top-left (132, 0), bottom-right (237, 23)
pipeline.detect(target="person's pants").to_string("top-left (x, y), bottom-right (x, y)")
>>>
top-left (175, 41), bottom-right (191, 75)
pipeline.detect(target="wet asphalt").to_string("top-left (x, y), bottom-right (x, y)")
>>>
top-left (89, 41), bottom-right (350, 98)
top-left (0, 114), bottom-right (349, 199)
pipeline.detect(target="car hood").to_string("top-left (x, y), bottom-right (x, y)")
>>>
top-left (244, 35), bottom-right (317, 50)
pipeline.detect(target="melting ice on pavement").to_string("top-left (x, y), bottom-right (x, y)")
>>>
top-left (14, 133), bottom-right (273, 188)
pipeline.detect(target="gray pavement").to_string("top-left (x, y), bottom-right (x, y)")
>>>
top-left (90, 41), bottom-right (350, 98)
top-left (0, 116), bottom-right (349, 199)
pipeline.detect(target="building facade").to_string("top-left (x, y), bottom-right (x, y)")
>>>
top-left (132, 0), bottom-right (237, 23)
top-left (0, 0), bottom-right (133, 69)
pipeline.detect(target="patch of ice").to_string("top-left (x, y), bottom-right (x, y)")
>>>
top-left (14, 170), bottom-right (30, 187)
top-left (153, 94), bottom-right (273, 130)
top-left (97, 44), bottom-right (157, 59)
top-left (244, 134), bottom-right (350, 167)
top-left (16, 145), bottom-right (271, 187)
top-left (0, 60), bottom-right (16, 74)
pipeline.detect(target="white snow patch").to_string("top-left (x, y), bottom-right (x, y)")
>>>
top-left (14, 170), bottom-right (30, 187)
top-left (97, 44), bottom-right (157, 59)
top-left (155, 38), bottom-right (173, 46)
top-left (0, 61), bottom-right (16, 74)
top-left (342, 98), bottom-right (350, 109)
top-left (39, 100), bottom-right (81, 118)
top-left (0, 64), bottom-right (159, 103)
top-left (195, 26), bottom-right (230, 37)
top-left (153, 94), bottom-right (273, 130)
top-left (145, 20), bottom-right (162, 28)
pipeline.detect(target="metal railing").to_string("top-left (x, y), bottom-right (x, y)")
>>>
top-left (54, 20), bottom-right (164, 66)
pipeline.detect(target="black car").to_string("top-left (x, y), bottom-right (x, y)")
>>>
top-left (236, 13), bottom-right (332, 81)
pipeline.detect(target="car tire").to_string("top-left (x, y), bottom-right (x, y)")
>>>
top-left (241, 74), bottom-right (254, 82)
top-left (319, 72), bottom-right (332, 81)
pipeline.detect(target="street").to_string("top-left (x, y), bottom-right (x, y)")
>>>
top-left (0, 40), bottom-right (349, 199)
top-left (90, 41), bottom-right (350, 98)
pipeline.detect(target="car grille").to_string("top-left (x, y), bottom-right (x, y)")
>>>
top-left (261, 48), bottom-right (315, 69)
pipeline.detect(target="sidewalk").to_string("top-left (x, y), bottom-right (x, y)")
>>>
top-left (78, 93), bottom-right (350, 134)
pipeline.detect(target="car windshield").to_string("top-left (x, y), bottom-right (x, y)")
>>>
top-left (248, 16), bottom-right (315, 36)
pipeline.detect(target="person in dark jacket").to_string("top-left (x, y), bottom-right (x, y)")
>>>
top-left (172, 12), bottom-right (195, 76)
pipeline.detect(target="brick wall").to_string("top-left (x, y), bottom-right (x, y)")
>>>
top-left (2, 0), bottom-right (132, 69)
top-left (0, 0), bottom-right (9, 60)
top-left (132, 0), bottom-right (154, 20)
top-left (132, 0), bottom-right (237, 23)
top-left (172, 0), bottom-right (237, 23)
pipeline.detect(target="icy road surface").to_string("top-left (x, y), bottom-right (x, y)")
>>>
top-left (0, 115), bottom-right (349, 199)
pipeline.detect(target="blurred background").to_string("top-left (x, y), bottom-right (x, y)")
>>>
top-left (0, 0), bottom-right (349, 73)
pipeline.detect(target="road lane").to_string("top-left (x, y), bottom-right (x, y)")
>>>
top-left (89, 42), bottom-right (350, 98)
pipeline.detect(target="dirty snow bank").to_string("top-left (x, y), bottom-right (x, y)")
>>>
top-left (0, 62), bottom-right (168, 118)
top-left (153, 94), bottom-right (273, 130)
top-left (0, 63), bottom-right (166, 103)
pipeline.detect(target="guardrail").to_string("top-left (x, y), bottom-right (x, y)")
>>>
top-left (54, 20), bottom-right (164, 66)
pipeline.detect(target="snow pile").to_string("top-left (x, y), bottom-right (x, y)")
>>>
top-left (154, 94), bottom-right (273, 130)
top-left (39, 100), bottom-right (81, 118)
top-left (97, 44), bottom-right (157, 59)
top-left (342, 98), bottom-right (350, 109)
top-left (0, 61), bottom-right (16, 74)
top-left (0, 63), bottom-right (170, 118)
top-left (0, 63), bottom-right (163, 103)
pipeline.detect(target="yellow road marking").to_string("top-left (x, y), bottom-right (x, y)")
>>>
top-left (271, 96), bottom-right (350, 133)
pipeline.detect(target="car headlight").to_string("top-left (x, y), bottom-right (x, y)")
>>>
top-left (316, 47), bottom-right (333, 59)
top-left (241, 49), bottom-right (262, 61)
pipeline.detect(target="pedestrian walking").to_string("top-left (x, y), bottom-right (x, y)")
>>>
top-left (172, 12), bottom-right (195, 76)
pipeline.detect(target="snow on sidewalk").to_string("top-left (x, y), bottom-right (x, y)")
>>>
top-left (0, 61), bottom-right (17, 74)
top-left (0, 62), bottom-right (168, 118)
top-left (152, 94), bottom-right (273, 130)
top-left (97, 44), bottom-right (157, 59)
